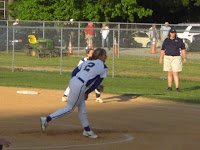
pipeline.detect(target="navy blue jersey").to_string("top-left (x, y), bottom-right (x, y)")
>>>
top-left (161, 37), bottom-right (186, 56)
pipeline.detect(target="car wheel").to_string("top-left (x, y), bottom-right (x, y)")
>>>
top-left (146, 42), bottom-right (151, 48)
top-left (184, 40), bottom-right (190, 50)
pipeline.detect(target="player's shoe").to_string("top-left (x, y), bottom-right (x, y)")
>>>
top-left (96, 97), bottom-right (104, 103)
top-left (61, 96), bottom-right (68, 102)
top-left (176, 88), bottom-right (180, 92)
top-left (83, 130), bottom-right (98, 138)
top-left (166, 87), bottom-right (172, 91)
top-left (40, 117), bottom-right (48, 132)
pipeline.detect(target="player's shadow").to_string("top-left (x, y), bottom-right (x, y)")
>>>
top-left (103, 93), bottom-right (163, 103)
top-left (181, 86), bottom-right (200, 91)
top-left (103, 94), bottom-right (143, 103)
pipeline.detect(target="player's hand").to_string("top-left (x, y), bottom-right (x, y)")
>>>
top-left (183, 58), bottom-right (187, 63)
top-left (84, 93), bottom-right (88, 101)
top-left (159, 58), bottom-right (163, 64)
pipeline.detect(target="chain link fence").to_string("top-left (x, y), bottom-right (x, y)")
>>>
top-left (0, 20), bottom-right (200, 77)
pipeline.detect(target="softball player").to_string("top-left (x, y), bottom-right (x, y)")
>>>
top-left (62, 48), bottom-right (104, 103)
top-left (40, 48), bottom-right (107, 138)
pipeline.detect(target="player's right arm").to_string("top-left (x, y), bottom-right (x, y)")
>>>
top-left (77, 58), bottom-right (86, 66)
top-left (159, 40), bottom-right (166, 64)
top-left (159, 50), bottom-right (165, 64)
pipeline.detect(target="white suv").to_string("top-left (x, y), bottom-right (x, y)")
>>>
top-left (176, 24), bottom-right (200, 42)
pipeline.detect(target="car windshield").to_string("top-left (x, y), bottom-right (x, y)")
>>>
top-left (173, 26), bottom-right (187, 32)
top-left (174, 24), bottom-right (200, 33)
top-left (190, 26), bottom-right (200, 33)
top-left (132, 31), bottom-right (148, 37)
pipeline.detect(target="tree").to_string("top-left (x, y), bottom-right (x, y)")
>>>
top-left (101, 0), bottom-right (152, 22)
top-left (137, 0), bottom-right (200, 23)
top-left (192, 0), bottom-right (200, 6)
top-left (7, 0), bottom-right (152, 22)
top-left (52, 0), bottom-right (84, 21)
top-left (8, 0), bottom-right (56, 20)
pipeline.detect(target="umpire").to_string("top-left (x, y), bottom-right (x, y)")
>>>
top-left (159, 28), bottom-right (187, 92)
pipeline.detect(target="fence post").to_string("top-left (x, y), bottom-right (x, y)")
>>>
top-left (112, 29), bottom-right (115, 78)
top-left (78, 22), bottom-right (80, 56)
top-left (12, 27), bottom-right (15, 72)
top-left (60, 28), bottom-right (63, 75)
top-left (118, 23), bottom-right (120, 58)
top-left (43, 22), bottom-right (45, 38)
top-left (6, 20), bottom-right (8, 53)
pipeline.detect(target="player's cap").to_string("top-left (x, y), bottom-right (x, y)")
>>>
top-left (16, 19), bottom-right (19, 21)
top-left (169, 28), bottom-right (176, 33)
top-left (70, 19), bottom-right (74, 22)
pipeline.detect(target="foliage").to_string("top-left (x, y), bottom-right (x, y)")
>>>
top-left (137, 0), bottom-right (200, 23)
top-left (52, 0), bottom-right (84, 21)
top-left (102, 0), bottom-right (152, 22)
top-left (7, 0), bottom-right (152, 22)
top-left (192, 0), bottom-right (200, 6)
top-left (8, 0), bottom-right (55, 20)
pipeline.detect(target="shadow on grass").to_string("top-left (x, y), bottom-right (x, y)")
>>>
top-left (182, 86), bottom-right (200, 91)
top-left (103, 93), bottom-right (163, 103)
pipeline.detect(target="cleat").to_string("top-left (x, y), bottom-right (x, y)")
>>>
top-left (62, 96), bottom-right (68, 102)
top-left (83, 130), bottom-right (98, 138)
top-left (96, 98), bottom-right (104, 103)
top-left (176, 88), bottom-right (180, 92)
top-left (166, 87), bottom-right (172, 91)
top-left (40, 117), bottom-right (48, 132)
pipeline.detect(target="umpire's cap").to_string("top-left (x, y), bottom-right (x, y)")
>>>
top-left (169, 28), bottom-right (176, 33)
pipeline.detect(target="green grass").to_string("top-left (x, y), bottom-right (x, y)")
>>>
top-left (1, 52), bottom-right (200, 81)
top-left (0, 69), bottom-right (200, 103)
top-left (104, 75), bottom-right (200, 103)
top-left (0, 51), bottom-right (200, 103)
top-left (0, 52), bottom-right (82, 68)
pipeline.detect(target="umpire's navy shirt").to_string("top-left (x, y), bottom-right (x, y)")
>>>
top-left (161, 37), bottom-right (186, 56)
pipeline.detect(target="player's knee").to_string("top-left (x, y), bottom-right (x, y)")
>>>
top-left (64, 106), bottom-right (74, 113)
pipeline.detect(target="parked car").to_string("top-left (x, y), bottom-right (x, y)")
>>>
top-left (0, 23), bottom-right (63, 51)
top-left (131, 31), bottom-right (161, 48)
top-left (176, 24), bottom-right (200, 43)
top-left (187, 34), bottom-right (200, 52)
top-left (0, 28), bottom-right (28, 51)
top-left (119, 33), bottom-right (141, 48)
top-left (15, 23), bottom-right (62, 47)
top-left (92, 30), bottom-right (138, 48)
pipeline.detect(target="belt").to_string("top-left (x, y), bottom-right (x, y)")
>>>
top-left (165, 55), bottom-right (180, 56)
top-left (78, 77), bottom-right (84, 83)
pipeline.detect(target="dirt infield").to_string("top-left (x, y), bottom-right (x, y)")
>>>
top-left (1, 86), bottom-right (200, 150)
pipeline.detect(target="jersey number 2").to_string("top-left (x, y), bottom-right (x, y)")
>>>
top-left (84, 62), bottom-right (95, 72)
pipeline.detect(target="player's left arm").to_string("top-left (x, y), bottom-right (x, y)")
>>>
top-left (85, 78), bottom-right (103, 95)
top-left (181, 49), bottom-right (187, 63)
top-left (180, 39), bottom-right (187, 63)
top-left (86, 64), bottom-right (107, 94)
top-left (71, 67), bottom-right (80, 77)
